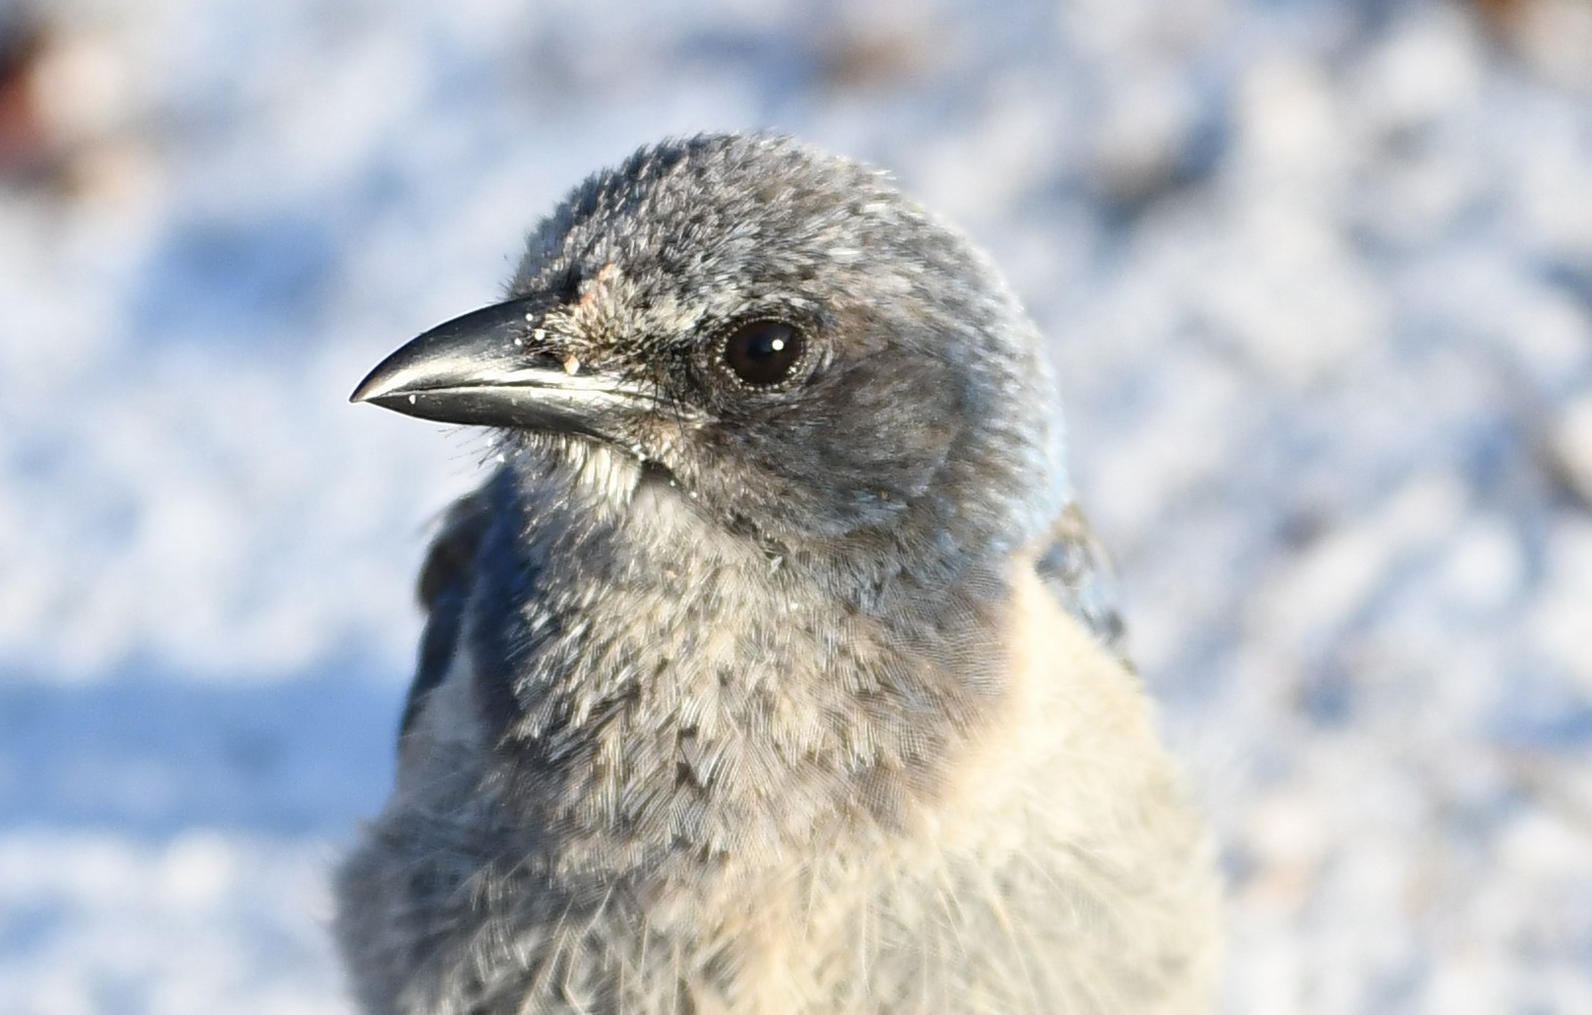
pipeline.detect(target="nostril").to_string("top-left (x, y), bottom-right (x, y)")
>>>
top-left (521, 348), bottom-right (565, 372)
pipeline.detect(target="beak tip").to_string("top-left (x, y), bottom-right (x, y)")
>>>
top-left (349, 363), bottom-right (398, 406)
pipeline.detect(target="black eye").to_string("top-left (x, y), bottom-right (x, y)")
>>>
top-left (722, 319), bottom-right (806, 388)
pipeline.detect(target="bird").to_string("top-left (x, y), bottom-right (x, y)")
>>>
top-left (336, 132), bottom-right (1222, 1014)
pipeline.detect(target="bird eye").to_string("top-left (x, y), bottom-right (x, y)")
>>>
top-left (722, 319), bottom-right (806, 388)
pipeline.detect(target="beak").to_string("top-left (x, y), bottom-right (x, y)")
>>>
top-left (350, 297), bottom-right (662, 441)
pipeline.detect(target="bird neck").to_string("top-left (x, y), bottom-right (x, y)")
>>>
top-left (465, 454), bottom-right (1015, 884)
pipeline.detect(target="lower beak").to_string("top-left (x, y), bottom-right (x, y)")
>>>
top-left (350, 297), bottom-right (662, 441)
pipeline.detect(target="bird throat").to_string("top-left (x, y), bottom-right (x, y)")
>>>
top-left (463, 449), bottom-right (1011, 884)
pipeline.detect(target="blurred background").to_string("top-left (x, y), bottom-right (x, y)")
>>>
top-left (2, 0), bottom-right (1590, 1011)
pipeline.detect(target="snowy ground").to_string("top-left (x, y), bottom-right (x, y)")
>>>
top-left (3, 0), bottom-right (1591, 1011)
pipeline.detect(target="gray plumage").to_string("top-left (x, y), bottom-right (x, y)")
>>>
top-left (337, 133), bottom-right (1221, 1014)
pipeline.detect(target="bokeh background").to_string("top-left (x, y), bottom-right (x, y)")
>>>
top-left (3, 0), bottom-right (1591, 1011)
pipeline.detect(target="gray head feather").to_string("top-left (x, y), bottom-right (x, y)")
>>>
top-left (504, 133), bottom-right (1067, 558)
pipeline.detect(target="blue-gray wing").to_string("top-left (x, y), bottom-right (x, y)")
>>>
top-left (398, 483), bottom-right (495, 740)
top-left (1035, 502), bottom-right (1132, 666)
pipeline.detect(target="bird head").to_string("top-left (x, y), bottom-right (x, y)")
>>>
top-left (353, 134), bottom-right (1064, 564)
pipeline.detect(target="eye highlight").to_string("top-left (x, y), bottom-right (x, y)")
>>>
top-left (721, 319), bottom-right (807, 388)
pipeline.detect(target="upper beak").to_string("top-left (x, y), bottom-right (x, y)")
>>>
top-left (350, 296), bottom-right (661, 441)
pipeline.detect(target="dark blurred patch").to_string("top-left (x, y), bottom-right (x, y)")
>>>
top-left (0, 7), bottom-right (150, 203)
top-left (1277, 508), bottom-right (1329, 550)
top-left (1092, 114), bottom-right (1230, 223)
top-left (1537, 260), bottom-right (1592, 318)
top-left (1473, 0), bottom-right (1592, 91)
top-left (0, 10), bottom-right (52, 182)
top-left (812, 23), bottom-right (943, 92)
top-left (1294, 663), bottom-right (1356, 726)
